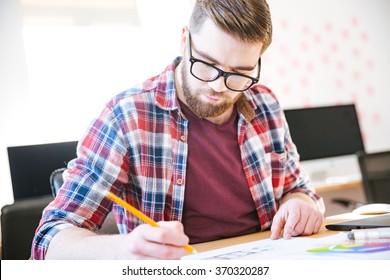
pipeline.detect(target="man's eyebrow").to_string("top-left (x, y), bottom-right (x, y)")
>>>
top-left (193, 46), bottom-right (257, 72)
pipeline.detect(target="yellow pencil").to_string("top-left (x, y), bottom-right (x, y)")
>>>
top-left (106, 191), bottom-right (196, 254)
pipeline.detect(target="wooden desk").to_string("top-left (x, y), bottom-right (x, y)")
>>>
top-left (193, 216), bottom-right (352, 253)
top-left (314, 180), bottom-right (366, 217)
top-left (314, 180), bottom-right (362, 193)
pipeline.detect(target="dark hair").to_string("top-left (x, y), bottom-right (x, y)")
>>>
top-left (189, 0), bottom-right (272, 54)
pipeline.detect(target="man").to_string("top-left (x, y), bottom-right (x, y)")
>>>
top-left (32, 0), bottom-right (325, 260)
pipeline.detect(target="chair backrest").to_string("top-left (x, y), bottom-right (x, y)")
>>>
top-left (357, 150), bottom-right (390, 204)
top-left (1, 196), bottom-right (53, 259)
top-left (49, 167), bottom-right (67, 197)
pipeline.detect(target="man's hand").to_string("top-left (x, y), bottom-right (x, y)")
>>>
top-left (124, 221), bottom-right (190, 259)
top-left (270, 193), bottom-right (324, 240)
top-left (45, 221), bottom-right (190, 259)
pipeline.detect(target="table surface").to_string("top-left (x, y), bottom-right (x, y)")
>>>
top-left (192, 212), bottom-right (368, 253)
top-left (314, 180), bottom-right (361, 193)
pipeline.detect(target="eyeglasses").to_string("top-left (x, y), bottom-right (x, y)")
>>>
top-left (187, 33), bottom-right (261, 92)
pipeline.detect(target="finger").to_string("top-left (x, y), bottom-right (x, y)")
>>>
top-left (291, 210), bottom-right (310, 236)
top-left (129, 224), bottom-right (188, 259)
top-left (270, 212), bottom-right (285, 240)
top-left (295, 212), bottom-right (324, 236)
top-left (153, 221), bottom-right (190, 246)
top-left (283, 210), bottom-right (300, 239)
top-left (130, 236), bottom-right (187, 259)
top-left (313, 214), bottom-right (324, 233)
top-left (135, 239), bottom-right (188, 259)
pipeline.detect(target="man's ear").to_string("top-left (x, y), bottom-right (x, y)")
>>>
top-left (180, 26), bottom-right (189, 54)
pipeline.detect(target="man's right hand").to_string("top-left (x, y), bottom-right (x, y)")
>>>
top-left (45, 221), bottom-right (190, 260)
top-left (124, 221), bottom-right (190, 259)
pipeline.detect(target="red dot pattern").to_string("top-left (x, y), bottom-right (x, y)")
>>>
top-left (261, 15), bottom-right (382, 147)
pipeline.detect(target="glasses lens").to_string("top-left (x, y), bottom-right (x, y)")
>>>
top-left (226, 75), bottom-right (254, 91)
top-left (191, 60), bottom-right (219, 81)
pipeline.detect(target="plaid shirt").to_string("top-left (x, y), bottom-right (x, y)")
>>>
top-left (32, 57), bottom-right (324, 259)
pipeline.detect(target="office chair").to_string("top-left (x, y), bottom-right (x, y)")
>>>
top-left (1, 196), bottom-right (53, 259)
top-left (357, 150), bottom-right (390, 204)
top-left (1, 141), bottom-right (76, 259)
top-left (49, 167), bottom-right (67, 197)
top-left (330, 150), bottom-right (390, 212)
top-left (332, 150), bottom-right (390, 210)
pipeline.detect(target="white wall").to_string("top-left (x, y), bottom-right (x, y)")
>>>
top-left (1, 0), bottom-right (390, 212)
top-left (0, 0), bottom-right (193, 209)
top-left (264, 0), bottom-right (390, 152)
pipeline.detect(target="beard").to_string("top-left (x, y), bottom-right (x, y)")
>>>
top-left (180, 60), bottom-right (238, 118)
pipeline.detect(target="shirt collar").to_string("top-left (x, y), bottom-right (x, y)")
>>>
top-left (237, 93), bottom-right (256, 122)
top-left (155, 57), bottom-right (181, 111)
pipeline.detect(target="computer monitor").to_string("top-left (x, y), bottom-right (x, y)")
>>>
top-left (284, 104), bottom-right (365, 186)
top-left (7, 141), bottom-right (78, 200)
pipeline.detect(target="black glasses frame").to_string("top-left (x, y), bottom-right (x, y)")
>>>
top-left (187, 33), bottom-right (261, 92)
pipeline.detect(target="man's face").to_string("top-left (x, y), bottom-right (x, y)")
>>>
top-left (180, 56), bottom-right (235, 118)
top-left (178, 20), bottom-right (263, 119)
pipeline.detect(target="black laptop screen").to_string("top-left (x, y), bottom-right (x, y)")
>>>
top-left (284, 104), bottom-right (365, 161)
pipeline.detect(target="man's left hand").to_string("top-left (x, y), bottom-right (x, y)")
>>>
top-left (270, 193), bottom-right (324, 239)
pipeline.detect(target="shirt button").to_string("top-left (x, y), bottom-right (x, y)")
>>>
top-left (177, 178), bottom-right (183, 185)
top-left (180, 135), bottom-right (186, 142)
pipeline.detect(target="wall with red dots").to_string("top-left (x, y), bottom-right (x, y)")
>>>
top-left (261, 0), bottom-right (390, 153)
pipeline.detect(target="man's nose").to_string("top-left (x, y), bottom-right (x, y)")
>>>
top-left (207, 76), bottom-right (227, 93)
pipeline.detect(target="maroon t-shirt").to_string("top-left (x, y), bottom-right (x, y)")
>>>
top-left (179, 100), bottom-right (260, 244)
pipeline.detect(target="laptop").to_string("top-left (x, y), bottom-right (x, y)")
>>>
top-left (326, 214), bottom-right (390, 231)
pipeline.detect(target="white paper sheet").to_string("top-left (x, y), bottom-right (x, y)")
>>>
top-left (183, 233), bottom-right (390, 260)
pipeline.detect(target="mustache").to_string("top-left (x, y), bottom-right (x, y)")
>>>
top-left (198, 88), bottom-right (222, 97)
